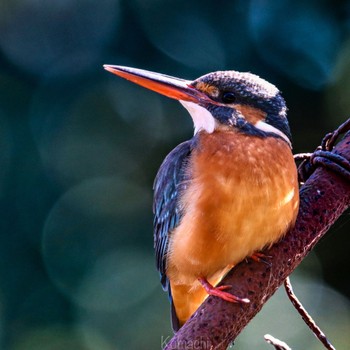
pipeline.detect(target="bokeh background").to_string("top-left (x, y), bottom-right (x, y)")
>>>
top-left (0, 0), bottom-right (350, 349)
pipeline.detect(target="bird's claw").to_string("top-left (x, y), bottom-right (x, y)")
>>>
top-left (198, 277), bottom-right (250, 304)
top-left (215, 285), bottom-right (231, 291)
top-left (250, 252), bottom-right (272, 266)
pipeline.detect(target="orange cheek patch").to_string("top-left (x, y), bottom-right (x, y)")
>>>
top-left (234, 104), bottom-right (266, 124)
top-left (195, 82), bottom-right (219, 98)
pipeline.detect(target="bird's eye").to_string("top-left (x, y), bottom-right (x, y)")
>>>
top-left (222, 92), bottom-right (236, 104)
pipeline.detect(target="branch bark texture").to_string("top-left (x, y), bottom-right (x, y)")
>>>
top-left (164, 131), bottom-right (350, 350)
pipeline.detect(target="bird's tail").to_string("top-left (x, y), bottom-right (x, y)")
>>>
top-left (170, 265), bottom-right (233, 331)
top-left (170, 283), bottom-right (208, 331)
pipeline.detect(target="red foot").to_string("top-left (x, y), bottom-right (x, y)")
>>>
top-left (198, 277), bottom-right (250, 304)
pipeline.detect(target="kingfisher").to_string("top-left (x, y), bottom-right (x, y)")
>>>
top-left (104, 65), bottom-right (299, 331)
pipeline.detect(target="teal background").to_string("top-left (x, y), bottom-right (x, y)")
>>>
top-left (0, 0), bottom-right (349, 349)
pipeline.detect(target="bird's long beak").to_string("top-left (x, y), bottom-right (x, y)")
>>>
top-left (103, 65), bottom-right (208, 103)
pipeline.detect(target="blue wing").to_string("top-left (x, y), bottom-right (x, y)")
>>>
top-left (153, 140), bottom-right (193, 287)
top-left (153, 139), bottom-right (193, 329)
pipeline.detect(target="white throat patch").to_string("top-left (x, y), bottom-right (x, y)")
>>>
top-left (180, 100), bottom-right (216, 134)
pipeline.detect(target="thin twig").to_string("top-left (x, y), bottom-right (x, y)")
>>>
top-left (284, 277), bottom-right (336, 350)
top-left (321, 118), bottom-right (350, 151)
top-left (293, 152), bottom-right (313, 161)
top-left (296, 118), bottom-right (350, 183)
top-left (264, 334), bottom-right (292, 350)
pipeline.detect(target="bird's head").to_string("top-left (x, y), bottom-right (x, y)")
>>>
top-left (104, 65), bottom-right (292, 147)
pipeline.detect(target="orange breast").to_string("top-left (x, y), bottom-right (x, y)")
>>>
top-left (167, 129), bottom-right (299, 326)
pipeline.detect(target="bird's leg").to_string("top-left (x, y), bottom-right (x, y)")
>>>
top-left (198, 277), bottom-right (250, 303)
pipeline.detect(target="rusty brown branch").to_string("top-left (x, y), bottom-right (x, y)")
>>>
top-left (164, 128), bottom-right (350, 350)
